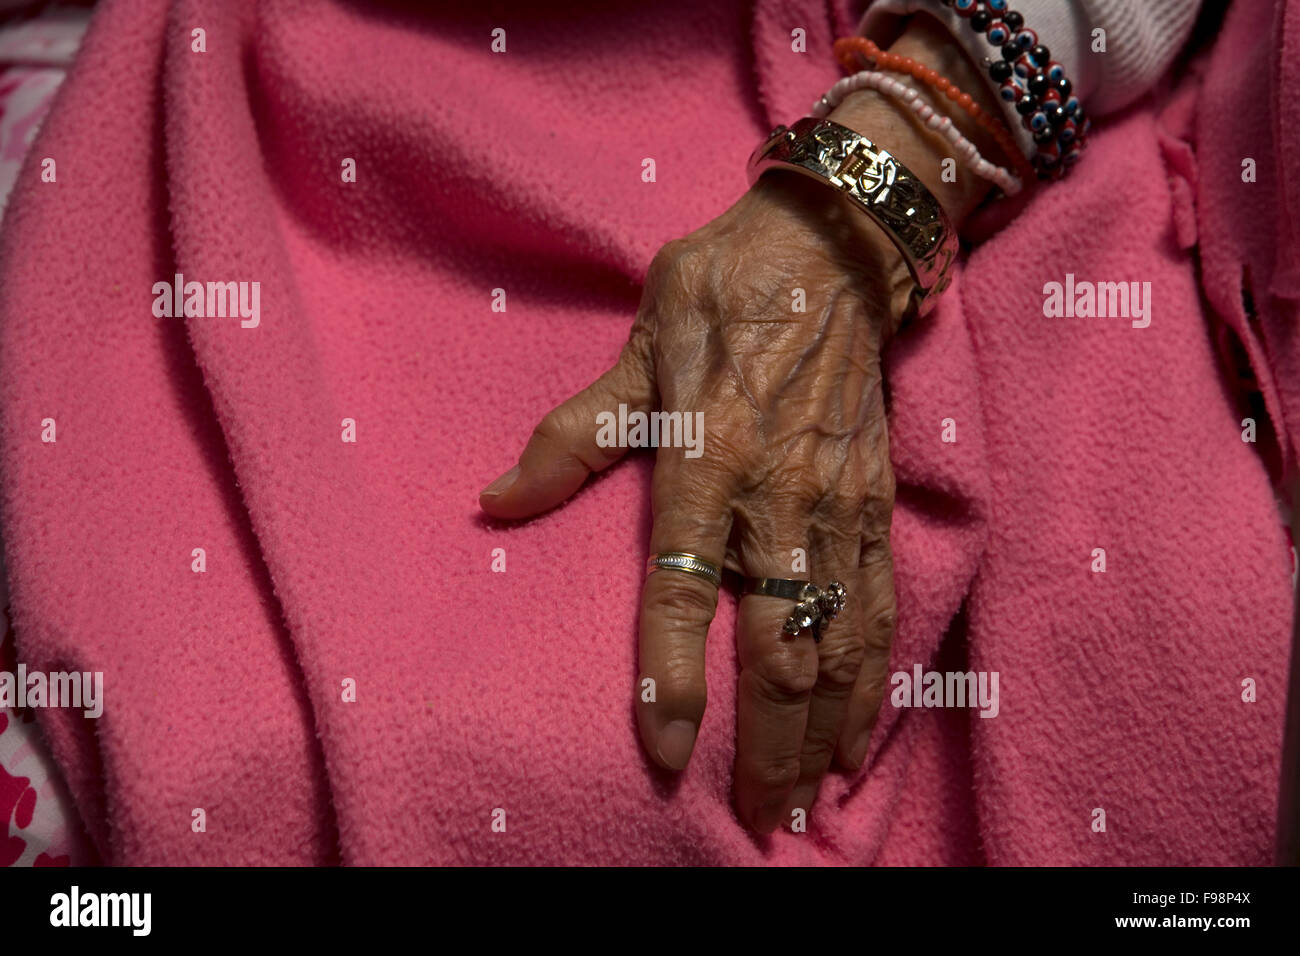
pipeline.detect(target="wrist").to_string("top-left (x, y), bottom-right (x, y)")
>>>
top-left (827, 87), bottom-right (987, 223)
top-left (827, 12), bottom-right (1024, 223)
top-left (745, 172), bottom-right (917, 342)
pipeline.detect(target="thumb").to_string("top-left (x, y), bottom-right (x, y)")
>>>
top-left (479, 343), bottom-right (655, 519)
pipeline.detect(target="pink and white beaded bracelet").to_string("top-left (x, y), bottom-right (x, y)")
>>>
top-left (812, 70), bottom-right (1023, 197)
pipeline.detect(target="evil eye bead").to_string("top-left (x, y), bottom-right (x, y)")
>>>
top-left (1014, 28), bottom-right (1038, 51)
top-left (1046, 61), bottom-right (1066, 83)
top-left (954, 0), bottom-right (977, 15)
top-left (1037, 139), bottom-right (1062, 164)
top-left (1026, 109), bottom-right (1049, 132)
top-left (986, 19), bottom-right (1010, 45)
top-left (1000, 76), bottom-right (1026, 102)
top-left (1013, 52), bottom-right (1036, 78)
top-left (1041, 88), bottom-right (1063, 106)
top-left (1057, 118), bottom-right (1079, 144)
top-left (1063, 95), bottom-right (1080, 116)
top-left (986, 0), bottom-right (1009, 11)
top-left (1063, 142), bottom-right (1085, 165)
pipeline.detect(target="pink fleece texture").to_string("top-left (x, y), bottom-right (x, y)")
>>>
top-left (0, 0), bottom-right (1293, 865)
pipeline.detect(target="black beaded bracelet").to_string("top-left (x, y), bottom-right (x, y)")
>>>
top-left (940, 0), bottom-right (1090, 179)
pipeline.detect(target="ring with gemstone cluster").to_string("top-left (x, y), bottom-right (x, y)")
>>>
top-left (742, 578), bottom-right (847, 642)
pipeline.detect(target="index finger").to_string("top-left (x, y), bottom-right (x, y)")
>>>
top-left (635, 455), bottom-right (736, 771)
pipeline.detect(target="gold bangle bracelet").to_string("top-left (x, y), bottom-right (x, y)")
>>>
top-left (746, 116), bottom-right (957, 319)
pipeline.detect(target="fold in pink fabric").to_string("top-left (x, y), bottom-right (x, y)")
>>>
top-left (0, 0), bottom-right (1293, 864)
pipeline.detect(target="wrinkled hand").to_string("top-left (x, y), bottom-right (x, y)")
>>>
top-left (480, 169), bottom-right (914, 833)
top-left (480, 10), bottom-right (1005, 831)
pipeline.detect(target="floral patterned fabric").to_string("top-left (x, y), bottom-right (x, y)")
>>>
top-left (0, 0), bottom-right (92, 868)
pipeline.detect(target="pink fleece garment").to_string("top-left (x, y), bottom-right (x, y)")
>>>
top-left (0, 0), bottom-right (1293, 865)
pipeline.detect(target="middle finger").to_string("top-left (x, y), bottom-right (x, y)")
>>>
top-left (733, 499), bottom-right (821, 834)
top-left (782, 514), bottom-right (865, 821)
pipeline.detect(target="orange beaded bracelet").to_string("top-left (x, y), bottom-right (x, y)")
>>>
top-left (832, 35), bottom-right (1033, 184)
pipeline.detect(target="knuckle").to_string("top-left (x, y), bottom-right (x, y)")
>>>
top-left (801, 718), bottom-right (841, 754)
top-left (654, 237), bottom-right (690, 264)
top-left (857, 447), bottom-right (896, 498)
top-left (650, 239), bottom-right (707, 289)
top-left (869, 604), bottom-right (898, 636)
top-left (750, 759), bottom-right (801, 795)
top-left (734, 486), bottom-right (812, 545)
top-left (619, 327), bottom-right (654, 379)
top-left (648, 573), bottom-right (719, 628)
top-left (860, 491), bottom-right (894, 530)
top-left (816, 634), bottom-right (866, 687)
top-left (768, 467), bottom-right (824, 507)
top-left (880, 468), bottom-right (897, 502)
top-left (858, 526), bottom-right (894, 570)
top-left (850, 659), bottom-right (889, 716)
top-left (751, 649), bottom-right (818, 699)
top-left (656, 654), bottom-right (706, 708)
top-left (707, 433), bottom-right (762, 488)
top-left (647, 240), bottom-right (683, 279)
top-left (863, 603), bottom-right (898, 653)
top-left (811, 514), bottom-right (861, 556)
top-left (533, 406), bottom-right (574, 447)
top-left (868, 457), bottom-right (897, 500)
top-left (715, 274), bottom-right (774, 321)
top-left (535, 402), bottom-right (617, 470)
top-left (824, 487), bottom-right (864, 523)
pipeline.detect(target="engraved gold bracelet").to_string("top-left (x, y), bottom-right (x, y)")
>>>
top-left (746, 116), bottom-right (957, 319)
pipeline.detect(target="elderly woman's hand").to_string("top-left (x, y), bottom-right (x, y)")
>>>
top-left (480, 14), bottom-right (1006, 832)
top-left (479, 170), bottom-right (912, 832)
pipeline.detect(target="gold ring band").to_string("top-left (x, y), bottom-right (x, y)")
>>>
top-left (646, 552), bottom-right (722, 588)
top-left (746, 117), bottom-right (957, 319)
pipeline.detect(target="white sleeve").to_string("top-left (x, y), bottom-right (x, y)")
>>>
top-left (857, 0), bottom-right (1204, 159)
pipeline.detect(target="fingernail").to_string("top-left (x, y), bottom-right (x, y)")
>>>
top-left (656, 720), bottom-right (697, 770)
top-left (480, 465), bottom-right (519, 497)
